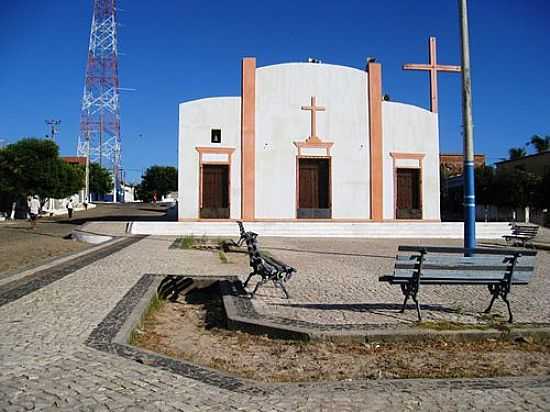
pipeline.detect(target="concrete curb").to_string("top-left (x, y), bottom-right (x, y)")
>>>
top-left (533, 242), bottom-right (550, 251)
top-left (219, 279), bottom-right (550, 344)
top-left (92, 274), bottom-right (550, 395)
top-left (72, 228), bottom-right (113, 244)
top-left (113, 276), bottom-right (163, 346)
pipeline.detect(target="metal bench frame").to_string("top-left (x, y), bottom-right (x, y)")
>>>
top-left (235, 223), bottom-right (296, 299)
top-left (503, 223), bottom-right (539, 247)
top-left (380, 246), bottom-right (537, 322)
top-left (157, 275), bottom-right (194, 301)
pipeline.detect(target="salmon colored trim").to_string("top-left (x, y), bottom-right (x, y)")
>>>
top-left (390, 152), bottom-right (425, 220)
top-left (241, 57), bottom-right (256, 221)
top-left (389, 152), bottom-right (425, 160)
top-left (293, 141), bottom-right (334, 156)
top-left (196, 147), bottom-right (235, 156)
top-left (196, 146), bottom-right (235, 218)
top-left (368, 62), bottom-right (383, 222)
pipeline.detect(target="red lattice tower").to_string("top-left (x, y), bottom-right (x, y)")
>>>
top-left (78, 0), bottom-right (121, 201)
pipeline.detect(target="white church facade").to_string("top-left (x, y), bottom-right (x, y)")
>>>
top-left (178, 58), bottom-right (440, 222)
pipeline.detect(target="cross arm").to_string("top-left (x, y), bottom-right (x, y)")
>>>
top-left (403, 64), bottom-right (432, 71)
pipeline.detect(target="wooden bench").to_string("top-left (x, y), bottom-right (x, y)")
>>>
top-left (379, 246), bottom-right (537, 322)
top-left (503, 223), bottom-right (539, 247)
top-left (236, 223), bottom-right (296, 299)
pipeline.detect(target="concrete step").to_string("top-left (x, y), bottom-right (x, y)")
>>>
top-left (130, 221), bottom-right (512, 239)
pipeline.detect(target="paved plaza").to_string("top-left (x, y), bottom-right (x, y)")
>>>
top-left (1, 223), bottom-right (549, 411)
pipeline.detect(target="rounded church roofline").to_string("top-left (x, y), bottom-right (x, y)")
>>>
top-left (382, 100), bottom-right (437, 116)
top-left (179, 96), bottom-right (240, 106)
top-left (256, 61), bottom-right (367, 76)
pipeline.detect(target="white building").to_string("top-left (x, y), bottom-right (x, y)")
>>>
top-left (178, 58), bottom-right (440, 222)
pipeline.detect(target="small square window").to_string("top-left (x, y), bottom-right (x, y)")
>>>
top-left (211, 129), bottom-right (221, 144)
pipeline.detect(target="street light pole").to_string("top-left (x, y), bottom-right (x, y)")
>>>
top-left (459, 0), bottom-right (476, 251)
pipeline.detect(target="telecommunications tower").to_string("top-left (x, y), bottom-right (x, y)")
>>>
top-left (77, 0), bottom-right (121, 202)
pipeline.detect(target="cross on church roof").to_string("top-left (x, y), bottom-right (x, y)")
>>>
top-left (301, 96), bottom-right (325, 143)
top-left (403, 36), bottom-right (461, 113)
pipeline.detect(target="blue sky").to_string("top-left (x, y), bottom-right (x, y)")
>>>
top-left (1, 0), bottom-right (548, 183)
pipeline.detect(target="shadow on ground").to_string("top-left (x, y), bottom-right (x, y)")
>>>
top-left (274, 302), bottom-right (457, 313)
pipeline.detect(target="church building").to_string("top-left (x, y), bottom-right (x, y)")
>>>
top-left (178, 57), bottom-right (440, 222)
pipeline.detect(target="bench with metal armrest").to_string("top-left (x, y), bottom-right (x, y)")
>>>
top-left (503, 223), bottom-right (539, 247)
top-left (379, 246), bottom-right (537, 322)
top-left (236, 222), bottom-right (296, 299)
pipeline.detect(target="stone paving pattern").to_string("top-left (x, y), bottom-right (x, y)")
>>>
top-left (1, 227), bottom-right (549, 410)
top-left (251, 237), bottom-right (550, 325)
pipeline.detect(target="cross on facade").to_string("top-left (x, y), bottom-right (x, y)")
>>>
top-left (403, 36), bottom-right (461, 113)
top-left (301, 96), bottom-right (325, 142)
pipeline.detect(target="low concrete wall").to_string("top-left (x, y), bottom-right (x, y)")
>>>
top-left (130, 221), bottom-right (511, 239)
top-left (72, 223), bottom-right (114, 244)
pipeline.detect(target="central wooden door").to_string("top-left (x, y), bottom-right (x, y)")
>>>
top-left (200, 164), bottom-right (229, 219)
top-left (396, 168), bottom-right (421, 219)
top-left (298, 158), bottom-right (331, 218)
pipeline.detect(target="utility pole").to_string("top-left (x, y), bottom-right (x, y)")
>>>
top-left (85, 131), bottom-right (90, 203)
top-left (45, 120), bottom-right (61, 141)
top-left (459, 0), bottom-right (476, 251)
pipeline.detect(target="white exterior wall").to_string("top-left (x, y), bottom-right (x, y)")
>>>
top-left (178, 97), bottom-right (241, 219)
top-left (382, 101), bottom-right (440, 220)
top-left (255, 63), bottom-right (370, 219)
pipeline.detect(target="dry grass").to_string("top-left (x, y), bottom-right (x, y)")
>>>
top-left (132, 286), bottom-right (550, 383)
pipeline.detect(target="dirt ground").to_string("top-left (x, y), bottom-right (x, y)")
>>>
top-left (134, 285), bottom-right (550, 383)
top-left (0, 203), bottom-right (172, 275)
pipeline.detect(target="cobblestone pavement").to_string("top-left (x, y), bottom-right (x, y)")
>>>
top-left (1, 235), bottom-right (549, 411)
top-left (249, 237), bottom-right (550, 326)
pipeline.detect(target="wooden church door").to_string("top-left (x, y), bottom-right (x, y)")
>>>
top-left (299, 162), bottom-right (319, 209)
top-left (200, 164), bottom-right (230, 219)
top-left (396, 168), bottom-right (421, 219)
top-left (298, 158), bottom-right (331, 218)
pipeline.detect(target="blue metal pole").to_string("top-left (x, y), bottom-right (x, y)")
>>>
top-left (464, 160), bottom-right (476, 249)
top-left (459, 0), bottom-right (476, 252)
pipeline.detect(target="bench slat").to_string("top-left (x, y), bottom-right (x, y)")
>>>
top-left (397, 246), bottom-right (537, 256)
top-left (393, 268), bottom-right (534, 282)
top-left (395, 264), bottom-right (535, 273)
top-left (396, 254), bottom-right (536, 269)
top-left (380, 275), bottom-right (529, 286)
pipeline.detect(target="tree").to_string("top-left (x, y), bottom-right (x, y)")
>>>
top-left (530, 135), bottom-right (550, 153)
top-left (509, 147), bottom-right (527, 160)
top-left (89, 163), bottom-right (113, 196)
top-left (475, 165), bottom-right (495, 206)
top-left (493, 168), bottom-right (541, 209)
top-left (135, 165), bottom-right (177, 202)
top-left (533, 170), bottom-right (550, 210)
top-left (0, 139), bottom-right (84, 212)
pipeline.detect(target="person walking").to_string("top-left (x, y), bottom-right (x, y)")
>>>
top-left (66, 197), bottom-right (74, 219)
top-left (29, 195), bottom-right (40, 229)
top-left (26, 196), bottom-right (32, 221)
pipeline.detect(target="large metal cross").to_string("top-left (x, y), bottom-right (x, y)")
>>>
top-left (301, 96), bottom-right (325, 142)
top-left (403, 36), bottom-right (461, 113)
